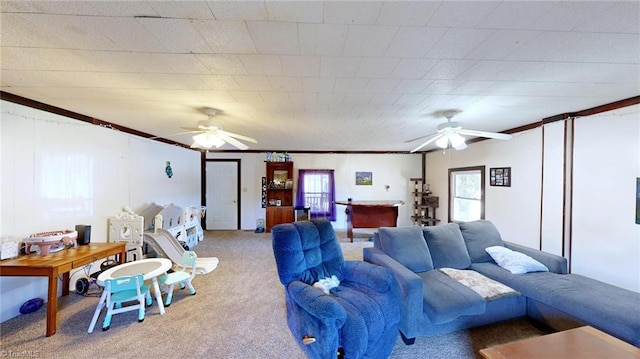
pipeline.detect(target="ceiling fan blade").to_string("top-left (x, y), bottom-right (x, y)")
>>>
top-left (216, 132), bottom-right (249, 150)
top-left (458, 129), bottom-right (513, 140)
top-left (410, 134), bottom-right (443, 153)
top-left (404, 134), bottom-right (433, 143)
top-left (221, 130), bottom-right (257, 143)
top-left (180, 126), bottom-right (206, 132)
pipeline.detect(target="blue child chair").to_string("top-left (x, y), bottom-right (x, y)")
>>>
top-left (271, 219), bottom-right (400, 359)
top-left (101, 274), bottom-right (150, 331)
top-left (160, 251), bottom-right (197, 306)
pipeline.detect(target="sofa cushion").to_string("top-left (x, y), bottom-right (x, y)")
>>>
top-left (378, 226), bottom-right (433, 273)
top-left (458, 220), bottom-right (504, 263)
top-left (485, 246), bottom-right (548, 274)
top-left (422, 223), bottom-right (471, 269)
top-left (417, 270), bottom-right (486, 324)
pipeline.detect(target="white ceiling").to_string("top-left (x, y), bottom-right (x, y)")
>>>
top-left (1, 1), bottom-right (639, 152)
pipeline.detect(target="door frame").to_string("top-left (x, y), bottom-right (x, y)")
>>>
top-left (202, 156), bottom-right (242, 230)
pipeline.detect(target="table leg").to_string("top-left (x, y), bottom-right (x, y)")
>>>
top-left (62, 272), bottom-right (70, 296)
top-left (46, 269), bottom-right (58, 337)
top-left (152, 277), bottom-right (165, 315)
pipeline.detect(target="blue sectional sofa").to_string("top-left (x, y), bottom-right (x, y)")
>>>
top-left (363, 220), bottom-right (640, 347)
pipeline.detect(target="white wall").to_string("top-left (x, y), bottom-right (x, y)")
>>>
top-left (425, 129), bottom-right (543, 249)
top-left (207, 152), bottom-right (422, 230)
top-left (571, 106), bottom-right (640, 291)
top-left (425, 106), bottom-right (640, 292)
top-left (1, 100), bottom-right (201, 322)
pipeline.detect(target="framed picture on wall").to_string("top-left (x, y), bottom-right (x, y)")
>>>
top-left (356, 172), bottom-right (373, 185)
top-left (490, 167), bottom-right (511, 187)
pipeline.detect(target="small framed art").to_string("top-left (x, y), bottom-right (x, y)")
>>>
top-left (490, 167), bottom-right (511, 187)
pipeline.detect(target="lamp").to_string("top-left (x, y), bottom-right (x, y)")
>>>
top-left (192, 132), bottom-right (225, 148)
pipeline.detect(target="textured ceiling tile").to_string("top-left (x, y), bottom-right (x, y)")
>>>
top-left (265, 1), bottom-right (323, 23)
top-left (229, 91), bottom-right (264, 103)
top-left (90, 16), bottom-right (168, 52)
top-left (457, 61), bottom-right (516, 80)
top-left (317, 93), bottom-right (346, 105)
top-left (465, 30), bottom-right (541, 60)
top-left (137, 18), bottom-right (211, 54)
top-left (334, 78), bottom-right (369, 93)
top-left (233, 76), bottom-right (273, 91)
top-left (376, 1), bottom-right (441, 26)
top-left (551, 33), bottom-right (640, 64)
top-left (424, 60), bottom-right (478, 80)
top-left (478, 2), bottom-right (555, 30)
top-left (363, 79), bottom-right (401, 93)
top-left (428, 1), bottom-right (500, 27)
top-left (385, 27), bottom-right (447, 58)
top-left (320, 57), bottom-right (360, 77)
top-left (149, 1), bottom-right (214, 19)
top-left (506, 32), bottom-right (581, 61)
top-left (299, 24), bottom-right (348, 56)
top-left (259, 92), bottom-right (290, 104)
top-left (344, 25), bottom-right (398, 57)
top-left (574, 2), bottom-right (640, 33)
top-left (355, 58), bottom-right (400, 78)
top-left (247, 21), bottom-right (299, 55)
top-left (152, 54), bottom-right (210, 74)
top-left (393, 79), bottom-right (433, 94)
top-left (343, 93), bottom-right (374, 105)
top-left (206, 1), bottom-right (268, 20)
top-left (427, 28), bottom-right (495, 59)
top-left (87, 1), bottom-right (158, 17)
top-left (268, 77), bottom-right (303, 92)
top-left (200, 75), bottom-right (241, 91)
top-left (303, 78), bottom-right (336, 93)
top-left (370, 93), bottom-right (403, 105)
top-left (194, 20), bottom-right (256, 54)
top-left (280, 56), bottom-right (321, 77)
top-left (196, 54), bottom-right (248, 75)
top-left (323, 1), bottom-right (382, 24)
top-left (390, 59), bottom-right (439, 79)
top-left (396, 94), bottom-right (430, 105)
top-left (289, 92), bottom-right (318, 104)
top-left (0, 48), bottom-right (98, 71)
top-left (524, 2), bottom-right (613, 31)
top-left (0, 14), bottom-right (62, 47)
top-left (18, 14), bottom-right (120, 50)
top-left (239, 55), bottom-right (283, 76)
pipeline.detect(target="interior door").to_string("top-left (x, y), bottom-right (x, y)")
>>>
top-left (205, 161), bottom-right (239, 230)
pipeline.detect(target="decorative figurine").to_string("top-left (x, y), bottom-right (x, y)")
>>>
top-left (165, 161), bottom-right (173, 178)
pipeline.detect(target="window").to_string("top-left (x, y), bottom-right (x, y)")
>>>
top-left (449, 166), bottom-right (485, 222)
top-left (296, 169), bottom-right (336, 221)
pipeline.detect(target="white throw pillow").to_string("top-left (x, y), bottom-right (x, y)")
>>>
top-left (485, 246), bottom-right (549, 274)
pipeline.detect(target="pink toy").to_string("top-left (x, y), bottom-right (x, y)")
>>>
top-left (25, 230), bottom-right (78, 255)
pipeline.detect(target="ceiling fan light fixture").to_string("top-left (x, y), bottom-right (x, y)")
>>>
top-left (193, 132), bottom-right (225, 148)
top-left (449, 132), bottom-right (466, 148)
top-left (435, 135), bottom-right (449, 148)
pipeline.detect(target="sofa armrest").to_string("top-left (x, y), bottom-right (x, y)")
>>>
top-left (288, 280), bottom-right (347, 324)
top-left (503, 241), bottom-right (568, 274)
top-left (364, 247), bottom-right (424, 337)
top-left (341, 260), bottom-right (395, 293)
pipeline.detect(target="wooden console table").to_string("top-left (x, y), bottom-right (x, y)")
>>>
top-left (0, 243), bottom-right (126, 337)
top-left (480, 326), bottom-right (640, 359)
top-left (335, 200), bottom-right (404, 242)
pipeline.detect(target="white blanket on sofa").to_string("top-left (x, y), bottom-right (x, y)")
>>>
top-left (439, 268), bottom-right (519, 301)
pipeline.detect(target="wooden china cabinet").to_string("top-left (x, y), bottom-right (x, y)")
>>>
top-left (265, 161), bottom-right (294, 232)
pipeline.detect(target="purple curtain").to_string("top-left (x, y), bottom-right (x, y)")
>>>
top-left (296, 169), bottom-right (336, 221)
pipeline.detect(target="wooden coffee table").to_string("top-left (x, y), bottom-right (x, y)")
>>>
top-left (480, 326), bottom-right (640, 359)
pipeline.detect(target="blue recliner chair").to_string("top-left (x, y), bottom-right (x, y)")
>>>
top-left (272, 219), bottom-right (400, 359)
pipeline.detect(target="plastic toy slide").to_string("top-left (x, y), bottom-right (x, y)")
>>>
top-left (143, 229), bottom-right (219, 275)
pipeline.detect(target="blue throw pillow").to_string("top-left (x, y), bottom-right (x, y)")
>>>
top-left (458, 220), bottom-right (504, 263)
top-left (422, 223), bottom-right (471, 269)
top-left (378, 226), bottom-right (434, 273)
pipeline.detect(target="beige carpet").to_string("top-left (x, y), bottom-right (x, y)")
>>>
top-left (0, 230), bottom-right (546, 358)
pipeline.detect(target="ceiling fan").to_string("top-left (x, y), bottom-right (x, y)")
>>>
top-left (405, 110), bottom-right (513, 153)
top-left (180, 108), bottom-right (257, 150)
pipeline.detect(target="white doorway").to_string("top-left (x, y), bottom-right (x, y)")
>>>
top-left (205, 160), bottom-right (239, 230)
